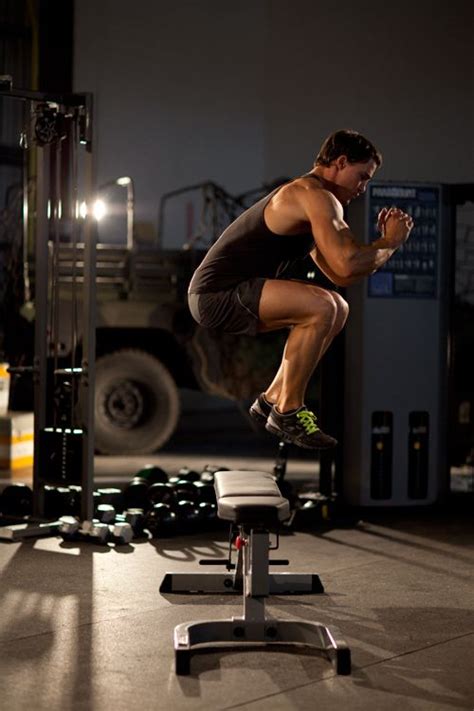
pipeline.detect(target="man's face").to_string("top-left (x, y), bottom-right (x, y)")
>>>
top-left (334, 157), bottom-right (378, 205)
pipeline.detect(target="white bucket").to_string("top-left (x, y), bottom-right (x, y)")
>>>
top-left (0, 363), bottom-right (10, 414)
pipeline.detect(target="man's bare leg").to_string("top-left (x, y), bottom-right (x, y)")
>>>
top-left (264, 292), bottom-right (349, 404)
top-left (258, 280), bottom-right (349, 412)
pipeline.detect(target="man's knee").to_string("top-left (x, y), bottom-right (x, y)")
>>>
top-left (331, 291), bottom-right (349, 330)
top-left (306, 288), bottom-right (339, 328)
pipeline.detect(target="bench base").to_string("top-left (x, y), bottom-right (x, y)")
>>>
top-left (174, 618), bottom-right (351, 676)
top-left (160, 571), bottom-right (324, 595)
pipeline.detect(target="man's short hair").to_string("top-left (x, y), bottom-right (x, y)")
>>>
top-left (315, 129), bottom-right (382, 167)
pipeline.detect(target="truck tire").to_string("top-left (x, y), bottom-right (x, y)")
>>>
top-left (94, 349), bottom-right (180, 454)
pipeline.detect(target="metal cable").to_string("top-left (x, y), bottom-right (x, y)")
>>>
top-left (51, 129), bottom-right (63, 427)
top-left (70, 114), bottom-right (79, 428)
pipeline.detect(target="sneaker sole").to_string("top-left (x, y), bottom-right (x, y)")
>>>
top-left (248, 406), bottom-right (269, 427)
top-left (265, 421), bottom-right (337, 450)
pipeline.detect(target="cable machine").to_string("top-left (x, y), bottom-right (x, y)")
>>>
top-left (344, 181), bottom-right (453, 506)
top-left (0, 76), bottom-right (95, 529)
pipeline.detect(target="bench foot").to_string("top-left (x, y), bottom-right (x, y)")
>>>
top-left (174, 618), bottom-right (351, 675)
top-left (175, 649), bottom-right (191, 676)
top-left (161, 572), bottom-right (324, 595)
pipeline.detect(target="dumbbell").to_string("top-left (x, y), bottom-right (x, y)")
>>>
top-left (108, 521), bottom-right (134, 545)
top-left (122, 477), bottom-right (151, 511)
top-left (145, 503), bottom-right (177, 537)
top-left (0, 483), bottom-right (33, 517)
top-left (81, 519), bottom-right (112, 544)
top-left (59, 516), bottom-right (133, 545)
top-left (95, 487), bottom-right (123, 511)
top-left (172, 479), bottom-right (199, 503)
top-left (166, 480), bottom-right (205, 531)
top-left (58, 516), bottom-right (109, 544)
top-left (58, 516), bottom-right (82, 541)
top-left (168, 477), bottom-right (218, 530)
top-left (67, 486), bottom-right (103, 517)
top-left (174, 499), bottom-right (201, 528)
top-left (195, 501), bottom-right (218, 525)
top-left (123, 465), bottom-right (169, 511)
top-left (193, 481), bottom-right (216, 504)
top-left (135, 465), bottom-right (169, 484)
top-left (291, 493), bottom-right (331, 529)
top-left (148, 482), bottom-right (175, 507)
top-left (116, 509), bottom-right (146, 537)
top-left (96, 504), bottom-right (116, 523)
top-left (176, 466), bottom-right (201, 482)
top-left (200, 464), bottom-right (229, 484)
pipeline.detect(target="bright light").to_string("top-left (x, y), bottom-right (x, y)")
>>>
top-left (79, 200), bottom-right (108, 220)
top-left (92, 199), bottom-right (107, 221)
top-left (116, 176), bottom-right (131, 186)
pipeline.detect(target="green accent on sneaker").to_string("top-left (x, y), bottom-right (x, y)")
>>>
top-left (296, 409), bottom-right (320, 434)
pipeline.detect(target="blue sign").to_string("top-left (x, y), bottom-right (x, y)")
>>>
top-left (367, 183), bottom-right (440, 299)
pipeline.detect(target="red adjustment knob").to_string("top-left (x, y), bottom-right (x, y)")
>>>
top-left (234, 535), bottom-right (245, 549)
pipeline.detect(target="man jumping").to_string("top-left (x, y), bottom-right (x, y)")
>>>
top-left (188, 129), bottom-right (413, 449)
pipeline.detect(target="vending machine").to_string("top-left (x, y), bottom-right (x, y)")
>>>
top-left (343, 182), bottom-right (452, 506)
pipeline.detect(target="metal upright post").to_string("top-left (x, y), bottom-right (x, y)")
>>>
top-left (32, 143), bottom-right (50, 517)
top-left (80, 100), bottom-right (96, 522)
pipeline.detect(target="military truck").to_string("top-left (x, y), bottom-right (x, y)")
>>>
top-left (50, 180), bottom-right (293, 455)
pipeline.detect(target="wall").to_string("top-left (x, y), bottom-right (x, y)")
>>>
top-left (263, 1), bottom-right (474, 183)
top-left (74, 0), bottom-right (266, 245)
top-left (74, 0), bottom-right (474, 246)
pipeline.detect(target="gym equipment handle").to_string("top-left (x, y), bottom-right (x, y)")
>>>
top-left (199, 558), bottom-right (235, 568)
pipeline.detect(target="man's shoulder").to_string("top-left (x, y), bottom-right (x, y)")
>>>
top-left (285, 177), bottom-right (341, 214)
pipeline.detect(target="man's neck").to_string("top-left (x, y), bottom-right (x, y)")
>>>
top-left (308, 168), bottom-right (330, 190)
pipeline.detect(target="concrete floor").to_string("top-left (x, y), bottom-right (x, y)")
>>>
top-left (0, 506), bottom-right (473, 710)
top-left (1, 400), bottom-right (474, 709)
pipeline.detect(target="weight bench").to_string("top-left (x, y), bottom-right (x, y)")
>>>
top-left (162, 470), bottom-right (351, 676)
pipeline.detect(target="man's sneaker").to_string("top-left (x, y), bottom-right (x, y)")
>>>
top-left (265, 406), bottom-right (337, 449)
top-left (249, 393), bottom-right (273, 427)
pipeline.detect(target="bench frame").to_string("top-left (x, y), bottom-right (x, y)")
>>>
top-left (162, 470), bottom-right (351, 676)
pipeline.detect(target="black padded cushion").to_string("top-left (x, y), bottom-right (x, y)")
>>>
top-left (214, 470), bottom-right (290, 525)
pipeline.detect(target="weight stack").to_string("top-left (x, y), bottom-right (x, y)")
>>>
top-left (39, 427), bottom-right (83, 485)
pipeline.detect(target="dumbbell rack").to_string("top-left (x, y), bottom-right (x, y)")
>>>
top-left (0, 80), bottom-right (96, 538)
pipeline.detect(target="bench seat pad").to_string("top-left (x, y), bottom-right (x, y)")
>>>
top-left (214, 470), bottom-right (290, 525)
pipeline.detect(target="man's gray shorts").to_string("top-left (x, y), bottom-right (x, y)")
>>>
top-left (187, 278), bottom-right (266, 336)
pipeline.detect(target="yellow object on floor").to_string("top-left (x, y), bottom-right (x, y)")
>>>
top-left (0, 412), bottom-right (34, 473)
top-left (0, 363), bottom-right (10, 414)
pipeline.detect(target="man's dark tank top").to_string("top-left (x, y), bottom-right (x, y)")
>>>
top-left (188, 180), bottom-right (314, 294)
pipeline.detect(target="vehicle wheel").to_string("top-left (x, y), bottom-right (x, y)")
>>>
top-left (94, 349), bottom-right (180, 454)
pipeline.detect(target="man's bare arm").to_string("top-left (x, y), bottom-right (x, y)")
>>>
top-left (294, 184), bottom-right (413, 279)
top-left (309, 247), bottom-right (361, 287)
